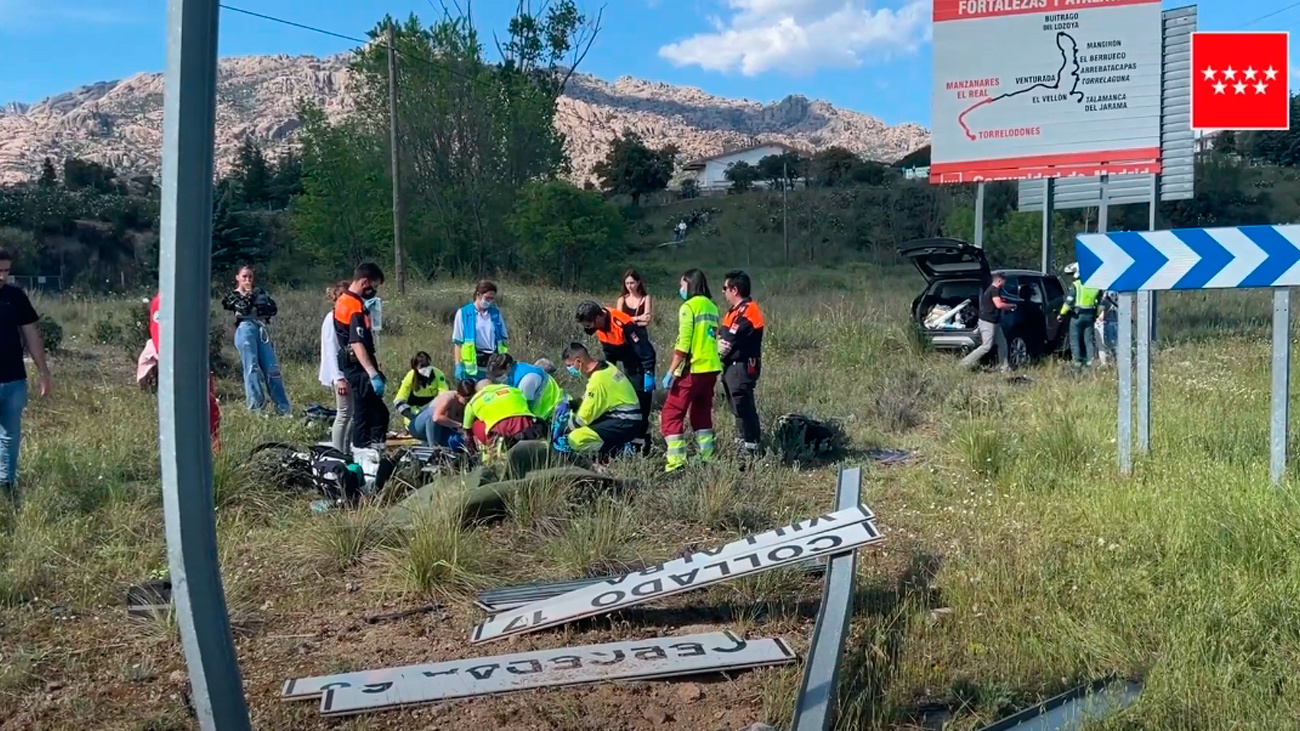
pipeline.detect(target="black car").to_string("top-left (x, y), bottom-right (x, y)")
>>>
top-left (899, 237), bottom-right (1068, 368)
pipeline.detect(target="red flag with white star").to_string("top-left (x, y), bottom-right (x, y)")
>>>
top-left (1191, 31), bottom-right (1290, 131)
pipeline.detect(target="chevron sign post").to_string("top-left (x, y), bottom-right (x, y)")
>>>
top-left (1075, 225), bottom-right (1300, 292)
top-left (1074, 224), bottom-right (1294, 486)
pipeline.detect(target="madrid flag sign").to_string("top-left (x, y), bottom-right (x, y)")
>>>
top-left (1190, 31), bottom-right (1290, 131)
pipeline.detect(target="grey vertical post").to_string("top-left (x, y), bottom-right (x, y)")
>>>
top-left (159, 0), bottom-right (252, 727)
top-left (1148, 174), bottom-right (1160, 343)
top-left (973, 181), bottom-right (986, 248)
top-left (1040, 178), bottom-right (1054, 272)
top-left (1271, 289), bottom-right (1290, 485)
top-left (1136, 290), bottom-right (1151, 454)
top-left (1098, 174), bottom-right (1109, 234)
top-left (386, 22), bottom-right (406, 294)
top-left (1118, 293), bottom-right (1133, 475)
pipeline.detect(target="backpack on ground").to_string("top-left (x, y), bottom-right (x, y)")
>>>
top-left (773, 413), bottom-right (847, 465)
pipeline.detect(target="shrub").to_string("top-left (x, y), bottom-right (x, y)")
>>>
top-left (35, 317), bottom-right (63, 353)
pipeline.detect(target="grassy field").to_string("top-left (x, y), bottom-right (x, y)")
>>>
top-left (1, 254), bottom-right (1298, 730)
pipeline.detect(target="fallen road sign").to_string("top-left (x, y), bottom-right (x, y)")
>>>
top-left (315, 630), bottom-right (795, 716)
top-left (470, 518), bottom-right (882, 644)
top-left (475, 559), bottom-right (828, 613)
top-left (284, 630), bottom-right (746, 701)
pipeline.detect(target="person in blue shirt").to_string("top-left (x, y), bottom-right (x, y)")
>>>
top-left (485, 353), bottom-right (567, 423)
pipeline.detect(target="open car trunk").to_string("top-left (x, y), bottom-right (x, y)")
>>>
top-left (898, 237), bottom-right (991, 283)
top-left (914, 278), bottom-right (982, 332)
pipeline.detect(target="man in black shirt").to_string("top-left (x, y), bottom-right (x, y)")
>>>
top-left (0, 250), bottom-right (51, 508)
top-left (960, 272), bottom-right (1015, 371)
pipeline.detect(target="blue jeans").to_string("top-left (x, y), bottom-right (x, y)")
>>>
top-left (234, 321), bottom-right (290, 414)
top-left (412, 409), bottom-right (457, 448)
top-left (0, 378), bottom-right (28, 487)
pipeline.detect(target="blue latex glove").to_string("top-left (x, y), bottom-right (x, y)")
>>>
top-left (643, 372), bottom-right (655, 392)
top-left (454, 364), bottom-right (468, 381)
top-left (661, 372), bottom-right (674, 390)
top-left (370, 373), bottom-right (386, 397)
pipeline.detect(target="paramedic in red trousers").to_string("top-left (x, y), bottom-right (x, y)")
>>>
top-left (150, 291), bottom-right (220, 452)
top-left (575, 300), bottom-right (656, 452)
top-left (660, 269), bottom-right (722, 473)
top-left (719, 270), bottom-right (765, 458)
top-left (333, 263), bottom-right (390, 450)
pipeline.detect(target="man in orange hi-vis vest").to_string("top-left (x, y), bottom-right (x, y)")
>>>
top-left (719, 270), bottom-right (765, 458)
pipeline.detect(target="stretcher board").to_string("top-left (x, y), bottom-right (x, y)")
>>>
top-left (471, 519), bottom-right (882, 644)
top-left (285, 630), bottom-right (744, 701)
top-left (469, 506), bottom-right (874, 643)
top-left (317, 631), bottom-right (794, 716)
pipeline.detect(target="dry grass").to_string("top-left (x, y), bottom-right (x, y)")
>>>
top-left (3, 275), bottom-right (1298, 729)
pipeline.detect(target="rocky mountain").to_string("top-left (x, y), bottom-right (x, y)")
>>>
top-left (0, 53), bottom-right (930, 186)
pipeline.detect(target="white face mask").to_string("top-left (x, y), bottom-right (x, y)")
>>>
top-left (418, 366), bottom-right (433, 378)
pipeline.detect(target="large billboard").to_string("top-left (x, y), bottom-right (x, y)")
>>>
top-left (1016, 5), bottom-right (1197, 209)
top-left (930, 0), bottom-right (1165, 183)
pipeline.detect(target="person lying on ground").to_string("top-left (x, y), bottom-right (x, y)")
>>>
top-left (554, 342), bottom-right (644, 459)
top-left (485, 353), bottom-right (566, 423)
top-left (393, 351), bottom-right (449, 445)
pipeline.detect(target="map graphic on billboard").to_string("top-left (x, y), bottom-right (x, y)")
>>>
top-left (930, 0), bottom-right (1164, 183)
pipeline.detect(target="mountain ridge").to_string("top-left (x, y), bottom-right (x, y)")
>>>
top-left (0, 53), bottom-right (931, 185)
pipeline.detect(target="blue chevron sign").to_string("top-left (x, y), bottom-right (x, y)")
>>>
top-left (1076, 225), bottom-right (1300, 292)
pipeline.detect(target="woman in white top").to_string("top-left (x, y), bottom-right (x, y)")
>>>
top-left (319, 280), bottom-right (354, 452)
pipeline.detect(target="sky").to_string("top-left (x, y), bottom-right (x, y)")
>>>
top-left (0, 0), bottom-right (1294, 127)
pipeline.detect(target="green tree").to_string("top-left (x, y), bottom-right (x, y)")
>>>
top-left (290, 101), bottom-right (391, 270)
top-left (724, 161), bottom-right (760, 193)
top-left (234, 137), bottom-right (271, 208)
top-left (38, 158), bottom-right (57, 188)
top-left (756, 152), bottom-right (802, 189)
top-left (593, 130), bottom-right (677, 205)
top-left (808, 147), bottom-right (860, 187)
top-left (506, 180), bottom-right (624, 289)
top-left (1162, 156), bottom-right (1272, 228)
top-left (63, 157), bottom-right (120, 194)
top-left (211, 181), bottom-right (268, 273)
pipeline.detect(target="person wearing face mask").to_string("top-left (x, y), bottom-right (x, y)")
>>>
top-left (575, 300), bottom-right (656, 451)
top-left (452, 280), bottom-right (509, 381)
top-left (719, 270), bottom-right (766, 458)
top-left (553, 342), bottom-right (644, 458)
top-left (393, 351), bottom-right (449, 445)
top-left (484, 353), bottom-right (566, 423)
top-left (220, 265), bottom-right (290, 415)
top-left (660, 268), bottom-right (722, 473)
top-left (333, 262), bottom-right (390, 451)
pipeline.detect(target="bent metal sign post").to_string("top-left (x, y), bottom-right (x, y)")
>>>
top-left (471, 514), bottom-right (882, 644)
top-left (314, 631), bottom-right (795, 716)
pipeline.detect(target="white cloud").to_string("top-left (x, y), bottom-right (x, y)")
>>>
top-left (658, 0), bottom-right (930, 76)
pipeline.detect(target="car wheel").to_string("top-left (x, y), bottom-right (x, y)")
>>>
top-left (1008, 336), bottom-right (1030, 369)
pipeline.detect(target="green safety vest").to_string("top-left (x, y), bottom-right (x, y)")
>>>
top-left (674, 295), bottom-right (722, 376)
top-left (464, 384), bottom-right (532, 433)
top-left (1061, 279), bottom-right (1100, 314)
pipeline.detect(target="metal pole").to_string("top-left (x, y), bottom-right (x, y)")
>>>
top-left (1136, 290), bottom-right (1151, 454)
top-left (1148, 174), bottom-right (1160, 344)
top-left (782, 160), bottom-right (789, 263)
top-left (387, 22), bottom-right (406, 294)
top-left (1271, 289), bottom-right (1290, 485)
top-left (1118, 293), bottom-right (1133, 475)
top-left (1040, 178), bottom-right (1054, 272)
top-left (1098, 174), bottom-right (1109, 236)
top-left (973, 181), bottom-right (986, 248)
top-left (159, 0), bottom-right (251, 727)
